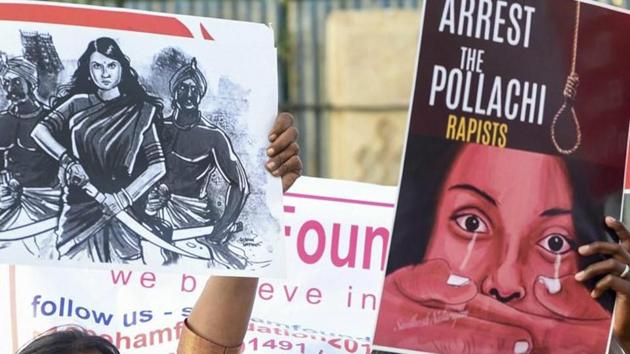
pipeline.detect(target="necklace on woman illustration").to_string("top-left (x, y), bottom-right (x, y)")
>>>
top-left (551, 0), bottom-right (582, 155)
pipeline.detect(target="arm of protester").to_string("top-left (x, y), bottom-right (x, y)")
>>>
top-left (177, 113), bottom-right (302, 354)
top-left (575, 217), bottom-right (630, 352)
top-left (178, 277), bottom-right (257, 353)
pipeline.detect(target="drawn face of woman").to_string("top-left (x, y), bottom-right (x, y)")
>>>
top-left (89, 51), bottom-right (122, 91)
top-left (424, 144), bottom-right (585, 318)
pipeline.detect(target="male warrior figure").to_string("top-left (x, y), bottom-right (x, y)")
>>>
top-left (146, 58), bottom-right (249, 267)
top-left (0, 56), bottom-right (60, 256)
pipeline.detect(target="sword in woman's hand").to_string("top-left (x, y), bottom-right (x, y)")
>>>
top-left (81, 182), bottom-right (204, 259)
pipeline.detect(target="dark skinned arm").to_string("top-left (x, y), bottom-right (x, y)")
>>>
top-left (207, 128), bottom-right (250, 242)
top-left (574, 217), bottom-right (630, 352)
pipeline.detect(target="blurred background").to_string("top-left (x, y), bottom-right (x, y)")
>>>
top-left (45, 0), bottom-right (630, 186)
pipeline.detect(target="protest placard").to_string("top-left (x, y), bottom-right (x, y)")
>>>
top-left (373, 1), bottom-right (630, 353)
top-left (0, 1), bottom-right (282, 276)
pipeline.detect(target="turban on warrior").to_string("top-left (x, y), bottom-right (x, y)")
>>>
top-left (169, 57), bottom-right (207, 97)
top-left (0, 56), bottom-right (38, 89)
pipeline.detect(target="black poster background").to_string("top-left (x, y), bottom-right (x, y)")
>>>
top-left (410, 0), bottom-right (629, 168)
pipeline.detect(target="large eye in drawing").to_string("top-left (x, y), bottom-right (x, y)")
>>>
top-left (454, 214), bottom-right (489, 234)
top-left (538, 234), bottom-right (572, 255)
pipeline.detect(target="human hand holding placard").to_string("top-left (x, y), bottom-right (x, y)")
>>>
top-left (575, 218), bottom-right (630, 353)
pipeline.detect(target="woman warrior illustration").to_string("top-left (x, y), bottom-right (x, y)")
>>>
top-left (31, 37), bottom-right (167, 263)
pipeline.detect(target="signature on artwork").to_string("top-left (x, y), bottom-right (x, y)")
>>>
top-left (395, 310), bottom-right (469, 331)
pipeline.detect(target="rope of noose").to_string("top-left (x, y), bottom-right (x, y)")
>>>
top-left (551, 0), bottom-right (582, 155)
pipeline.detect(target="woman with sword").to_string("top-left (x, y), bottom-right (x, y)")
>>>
top-left (30, 37), bottom-right (182, 263)
top-left (17, 110), bottom-right (303, 354)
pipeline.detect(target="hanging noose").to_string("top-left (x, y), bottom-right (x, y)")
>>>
top-left (551, 0), bottom-right (582, 155)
